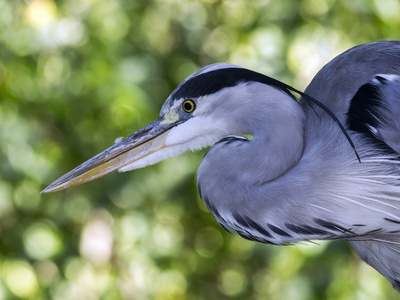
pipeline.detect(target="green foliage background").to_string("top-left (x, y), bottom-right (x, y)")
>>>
top-left (1, 0), bottom-right (400, 299)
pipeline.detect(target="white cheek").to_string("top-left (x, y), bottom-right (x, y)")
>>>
top-left (165, 116), bottom-right (230, 150)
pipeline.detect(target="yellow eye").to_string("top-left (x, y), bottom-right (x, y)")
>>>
top-left (182, 99), bottom-right (196, 113)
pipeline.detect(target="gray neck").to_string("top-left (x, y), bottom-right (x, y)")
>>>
top-left (196, 85), bottom-right (307, 234)
top-left (198, 83), bottom-right (306, 186)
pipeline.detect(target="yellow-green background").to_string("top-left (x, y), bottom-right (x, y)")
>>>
top-left (1, 0), bottom-right (400, 299)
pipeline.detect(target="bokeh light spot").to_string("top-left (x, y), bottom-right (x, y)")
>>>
top-left (4, 260), bottom-right (39, 299)
top-left (151, 221), bottom-right (183, 256)
top-left (23, 222), bottom-right (62, 260)
top-left (118, 213), bottom-right (148, 242)
top-left (218, 268), bottom-right (247, 296)
top-left (287, 26), bottom-right (351, 88)
top-left (154, 270), bottom-right (187, 300)
top-left (80, 216), bottom-right (114, 264)
top-left (24, 0), bottom-right (57, 28)
top-left (374, 0), bottom-right (400, 23)
top-left (195, 227), bottom-right (223, 257)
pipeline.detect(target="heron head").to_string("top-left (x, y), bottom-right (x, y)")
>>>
top-left (41, 64), bottom-right (299, 193)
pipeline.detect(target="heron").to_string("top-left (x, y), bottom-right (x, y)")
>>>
top-left (42, 41), bottom-right (400, 291)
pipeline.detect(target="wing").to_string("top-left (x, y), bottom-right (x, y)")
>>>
top-left (304, 41), bottom-right (400, 123)
top-left (348, 74), bottom-right (400, 154)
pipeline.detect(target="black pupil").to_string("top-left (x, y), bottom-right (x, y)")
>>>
top-left (184, 101), bottom-right (193, 111)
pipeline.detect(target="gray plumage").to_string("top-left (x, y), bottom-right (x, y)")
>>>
top-left (42, 41), bottom-right (400, 291)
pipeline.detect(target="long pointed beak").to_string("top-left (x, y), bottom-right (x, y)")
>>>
top-left (41, 118), bottom-right (181, 194)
